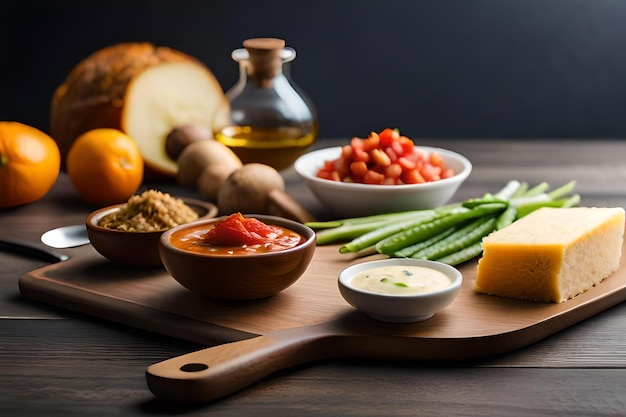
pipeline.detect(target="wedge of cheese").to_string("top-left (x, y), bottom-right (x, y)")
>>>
top-left (474, 207), bottom-right (625, 303)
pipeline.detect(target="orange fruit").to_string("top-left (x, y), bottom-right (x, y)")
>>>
top-left (67, 128), bottom-right (143, 206)
top-left (0, 121), bottom-right (61, 208)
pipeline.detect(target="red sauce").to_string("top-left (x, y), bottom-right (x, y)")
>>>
top-left (169, 213), bottom-right (305, 255)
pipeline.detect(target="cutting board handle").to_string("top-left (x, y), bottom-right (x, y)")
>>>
top-left (146, 326), bottom-right (336, 403)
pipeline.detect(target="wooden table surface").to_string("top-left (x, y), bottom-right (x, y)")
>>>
top-left (2, 139), bottom-right (626, 416)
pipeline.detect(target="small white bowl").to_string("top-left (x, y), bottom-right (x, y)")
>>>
top-left (294, 146), bottom-right (472, 218)
top-left (338, 258), bottom-right (463, 323)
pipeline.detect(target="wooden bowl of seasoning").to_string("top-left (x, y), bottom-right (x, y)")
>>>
top-left (159, 213), bottom-right (316, 300)
top-left (86, 190), bottom-right (218, 267)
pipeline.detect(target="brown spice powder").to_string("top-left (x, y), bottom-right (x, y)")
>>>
top-left (98, 190), bottom-right (199, 232)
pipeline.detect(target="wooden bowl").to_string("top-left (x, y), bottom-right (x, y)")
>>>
top-left (86, 197), bottom-right (218, 267)
top-left (159, 215), bottom-right (317, 300)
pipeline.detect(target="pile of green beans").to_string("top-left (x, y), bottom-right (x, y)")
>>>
top-left (351, 200), bottom-right (508, 265)
top-left (306, 180), bottom-right (579, 266)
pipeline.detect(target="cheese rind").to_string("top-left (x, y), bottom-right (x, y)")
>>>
top-left (474, 207), bottom-right (625, 303)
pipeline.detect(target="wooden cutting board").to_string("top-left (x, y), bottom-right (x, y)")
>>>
top-left (19, 241), bottom-right (626, 403)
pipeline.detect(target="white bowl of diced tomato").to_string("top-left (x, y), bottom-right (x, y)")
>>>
top-left (294, 129), bottom-right (472, 218)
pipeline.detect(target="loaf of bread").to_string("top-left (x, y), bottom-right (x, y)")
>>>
top-left (474, 207), bottom-right (625, 302)
top-left (50, 42), bottom-right (225, 177)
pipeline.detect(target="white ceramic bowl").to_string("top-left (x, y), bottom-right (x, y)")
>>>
top-left (338, 258), bottom-right (463, 323)
top-left (294, 146), bottom-right (472, 218)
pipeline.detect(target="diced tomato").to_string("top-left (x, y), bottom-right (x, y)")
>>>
top-left (385, 163), bottom-right (402, 179)
top-left (420, 164), bottom-right (441, 182)
top-left (350, 137), bottom-right (363, 151)
top-left (398, 136), bottom-right (415, 155)
top-left (429, 152), bottom-right (444, 167)
top-left (363, 170), bottom-right (385, 184)
top-left (350, 161), bottom-right (368, 177)
top-left (402, 169), bottom-right (425, 184)
top-left (397, 156), bottom-right (416, 170)
top-left (384, 146), bottom-right (398, 162)
top-left (204, 213), bottom-right (270, 246)
top-left (322, 161), bottom-right (335, 171)
top-left (352, 148), bottom-right (370, 163)
top-left (378, 128), bottom-right (399, 147)
top-left (390, 140), bottom-right (405, 157)
top-left (335, 161), bottom-right (349, 179)
top-left (314, 128), bottom-right (455, 187)
top-left (441, 168), bottom-right (455, 179)
top-left (361, 133), bottom-right (380, 151)
top-left (341, 145), bottom-right (352, 160)
top-left (316, 170), bottom-right (333, 180)
top-left (369, 148), bottom-right (391, 167)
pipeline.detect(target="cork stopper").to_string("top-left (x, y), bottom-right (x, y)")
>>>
top-left (243, 38), bottom-right (285, 87)
top-left (243, 38), bottom-right (286, 51)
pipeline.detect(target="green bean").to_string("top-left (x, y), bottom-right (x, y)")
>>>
top-left (523, 182), bottom-right (550, 197)
top-left (435, 241), bottom-right (484, 266)
top-left (338, 212), bottom-right (443, 254)
top-left (307, 209), bottom-right (438, 229)
top-left (562, 193), bottom-right (581, 208)
top-left (548, 180), bottom-right (576, 200)
top-left (494, 180), bottom-right (521, 200)
top-left (393, 226), bottom-right (457, 258)
top-left (511, 182), bottom-right (529, 199)
top-left (462, 197), bottom-right (508, 209)
top-left (495, 204), bottom-right (517, 230)
top-left (375, 203), bottom-right (507, 255)
top-left (315, 220), bottom-right (391, 245)
top-left (410, 217), bottom-right (497, 260)
top-left (515, 194), bottom-right (580, 219)
top-left (461, 179), bottom-right (521, 209)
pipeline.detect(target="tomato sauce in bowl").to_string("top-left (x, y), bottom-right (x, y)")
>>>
top-left (159, 213), bottom-right (317, 300)
top-left (169, 212), bottom-right (305, 255)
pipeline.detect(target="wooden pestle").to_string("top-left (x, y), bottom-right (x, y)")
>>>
top-left (266, 188), bottom-right (317, 224)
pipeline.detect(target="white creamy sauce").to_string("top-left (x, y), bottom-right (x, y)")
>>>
top-left (350, 265), bottom-right (451, 295)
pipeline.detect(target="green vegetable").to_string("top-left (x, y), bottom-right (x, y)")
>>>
top-left (522, 182), bottom-right (550, 197)
top-left (306, 180), bottom-right (580, 266)
top-left (495, 205), bottom-right (517, 230)
top-left (316, 209), bottom-right (444, 246)
top-left (394, 226), bottom-right (457, 258)
top-left (375, 202), bottom-right (506, 255)
top-left (410, 216), bottom-right (498, 260)
top-left (338, 213), bottom-right (443, 254)
top-left (337, 205), bottom-right (464, 254)
top-left (435, 241), bottom-right (484, 266)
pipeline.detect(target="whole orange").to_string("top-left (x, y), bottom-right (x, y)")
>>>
top-left (0, 121), bottom-right (61, 208)
top-left (67, 128), bottom-right (143, 206)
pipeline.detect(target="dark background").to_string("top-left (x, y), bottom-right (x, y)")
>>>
top-left (2, 0), bottom-right (626, 140)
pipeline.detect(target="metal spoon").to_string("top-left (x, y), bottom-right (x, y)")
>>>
top-left (40, 224), bottom-right (89, 249)
top-left (0, 225), bottom-right (88, 264)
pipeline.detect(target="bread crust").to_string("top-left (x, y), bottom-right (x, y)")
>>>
top-left (50, 42), bottom-right (203, 167)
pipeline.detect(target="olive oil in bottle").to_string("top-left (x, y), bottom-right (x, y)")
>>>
top-left (213, 38), bottom-right (318, 171)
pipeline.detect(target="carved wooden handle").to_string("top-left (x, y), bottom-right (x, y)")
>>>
top-left (266, 189), bottom-right (317, 223)
top-left (146, 327), bottom-right (334, 403)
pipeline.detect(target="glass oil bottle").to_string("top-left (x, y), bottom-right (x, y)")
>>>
top-left (212, 38), bottom-right (318, 171)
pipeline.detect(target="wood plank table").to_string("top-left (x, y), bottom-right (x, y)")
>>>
top-left (2, 139), bottom-right (626, 416)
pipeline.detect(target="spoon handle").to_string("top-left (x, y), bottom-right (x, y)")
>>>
top-left (0, 239), bottom-right (69, 263)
